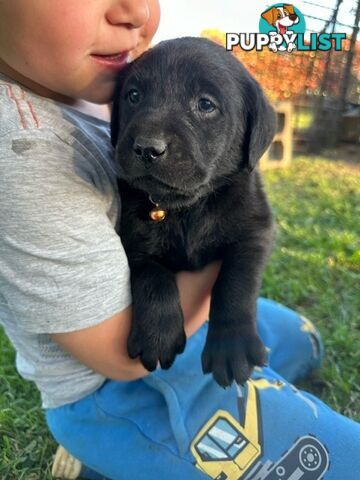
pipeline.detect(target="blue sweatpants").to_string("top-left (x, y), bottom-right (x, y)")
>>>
top-left (46, 298), bottom-right (360, 480)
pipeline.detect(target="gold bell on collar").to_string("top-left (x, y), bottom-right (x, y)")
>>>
top-left (149, 196), bottom-right (166, 222)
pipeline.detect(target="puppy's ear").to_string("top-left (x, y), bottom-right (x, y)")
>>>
top-left (241, 77), bottom-right (277, 172)
top-left (284, 4), bottom-right (295, 15)
top-left (261, 7), bottom-right (277, 26)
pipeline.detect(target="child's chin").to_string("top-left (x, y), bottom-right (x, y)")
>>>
top-left (83, 82), bottom-right (114, 105)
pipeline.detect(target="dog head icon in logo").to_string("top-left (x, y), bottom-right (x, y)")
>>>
top-left (260, 4), bottom-right (306, 53)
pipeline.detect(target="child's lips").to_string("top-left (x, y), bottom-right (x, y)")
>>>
top-left (91, 51), bottom-right (131, 71)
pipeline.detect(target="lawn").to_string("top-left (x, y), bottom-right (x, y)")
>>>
top-left (0, 155), bottom-right (359, 479)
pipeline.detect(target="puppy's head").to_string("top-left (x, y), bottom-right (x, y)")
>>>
top-left (262, 5), bottom-right (299, 31)
top-left (111, 37), bottom-right (276, 208)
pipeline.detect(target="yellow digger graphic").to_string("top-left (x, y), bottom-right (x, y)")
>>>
top-left (190, 378), bottom-right (329, 480)
top-left (190, 380), bottom-right (263, 480)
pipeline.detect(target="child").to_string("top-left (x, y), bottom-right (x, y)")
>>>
top-left (0, 1), bottom-right (359, 479)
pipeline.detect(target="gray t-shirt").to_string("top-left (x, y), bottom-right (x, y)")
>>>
top-left (0, 74), bottom-right (132, 408)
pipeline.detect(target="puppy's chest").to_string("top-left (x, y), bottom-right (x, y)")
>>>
top-left (159, 212), bottom-right (223, 270)
top-left (120, 201), bottom-right (226, 271)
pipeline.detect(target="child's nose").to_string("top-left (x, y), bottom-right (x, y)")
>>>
top-left (106, 0), bottom-right (150, 29)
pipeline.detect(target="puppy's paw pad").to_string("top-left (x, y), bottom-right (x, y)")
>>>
top-left (127, 332), bottom-right (143, 360)
top-left (246, 333), bottom-right (268, 367)
top-left (127, 322), bottom-right (186, 372)
top-left (201, 331), bottom-right (267, 387)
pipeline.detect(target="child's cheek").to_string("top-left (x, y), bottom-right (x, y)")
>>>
top-left (132, 0), bottom-right (161, 59)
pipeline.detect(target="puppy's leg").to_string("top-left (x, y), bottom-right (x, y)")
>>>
top-left (201, 235), bottom-right (272, 387)
top-left (268, 42), bottom-right (278, 52)
top-left (287, 41), bottom-right (296, 52)
top-left (268, 31), bottom-right (279, 52)
top-left (127, 258), bottom-right (186, 371)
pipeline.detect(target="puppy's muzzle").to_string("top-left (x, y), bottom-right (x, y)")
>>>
top-left (133, 137), bottom-right (167, 165)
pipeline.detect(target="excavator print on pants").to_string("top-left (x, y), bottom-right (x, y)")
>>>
top-left (190, 377), bottom-right (330, 480)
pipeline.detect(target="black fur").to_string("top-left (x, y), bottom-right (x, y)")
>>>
top-left (111, 37), bottom-right (276, 387)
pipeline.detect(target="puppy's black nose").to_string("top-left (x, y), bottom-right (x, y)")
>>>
top-left (289, 14), bottom-right (297, 21)
top-left (133, 137), bottom-right (167, 163)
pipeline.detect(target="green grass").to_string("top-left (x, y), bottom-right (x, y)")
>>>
top-left (0, 331), bottom-right (56, 478)
top-left (0, 155), bottom-right (359, 478)
top-left (261, 156), bottom-right (359, 419)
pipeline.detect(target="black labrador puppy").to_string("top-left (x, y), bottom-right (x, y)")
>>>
top-left (111, 37), bottom-right (276, 387)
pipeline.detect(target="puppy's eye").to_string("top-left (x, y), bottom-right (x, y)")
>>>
top-left (198, 98), bottom-right (216, 113)
top-left (127, 89), bottom-right (140, 104)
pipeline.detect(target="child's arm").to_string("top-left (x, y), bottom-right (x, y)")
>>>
top-left (1, 131), bottom-right (220, 383)
top-left (50, 260), bottom-right (221, 381)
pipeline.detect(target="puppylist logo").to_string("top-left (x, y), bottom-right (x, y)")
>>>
top-left (226, 3), bottom-right (346, 53)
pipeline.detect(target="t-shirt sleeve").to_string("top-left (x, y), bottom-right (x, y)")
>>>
top-left (0, 132), bottom-right (132, 333)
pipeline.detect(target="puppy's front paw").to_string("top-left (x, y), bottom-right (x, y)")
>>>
top-left (287, 42), bottom-right (296, 52)
top-left (269, 42), bottom-right (278, 52)
top-left (201, 328), bottom-right (267, 387)
top-left (127, 310), bottom-right (186, 372)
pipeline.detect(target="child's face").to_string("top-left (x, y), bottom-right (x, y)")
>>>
top-left (0, 0), bottom-right (160, 104)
